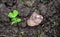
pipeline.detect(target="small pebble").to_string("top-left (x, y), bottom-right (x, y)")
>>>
top-left (27, 12), bottom-right (43, 26)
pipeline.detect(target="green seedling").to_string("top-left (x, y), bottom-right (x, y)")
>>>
top-left (8, 10), bottom-right (21, 25)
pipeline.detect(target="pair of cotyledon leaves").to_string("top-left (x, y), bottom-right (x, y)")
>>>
top-left (8, 10), bottom-right (21, 25)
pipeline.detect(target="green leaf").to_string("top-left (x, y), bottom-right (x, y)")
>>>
top-left (11, 18), bottom-right (16, 21)
top-left (8, 12), bottom-right (14, 18)
top-left (11, 18), bottom-right (22, 25)
top-left (11, 21), bottom-right (17, 25)
top-left (8, 10), bottom-right (19, 18)
top-left (13, 10), bottom-right (18, 17)
top-left (16, 18), bottom-right (21, 22)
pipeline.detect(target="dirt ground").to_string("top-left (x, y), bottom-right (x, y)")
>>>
top-left (0, 0), bottom-right (60, 37)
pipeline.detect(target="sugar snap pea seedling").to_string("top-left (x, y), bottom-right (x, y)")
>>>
top-left (8, 10), bottom-right (22, 25)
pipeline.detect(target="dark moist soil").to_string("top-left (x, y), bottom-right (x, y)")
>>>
top-left (0, 0), bottom-right (60, 37)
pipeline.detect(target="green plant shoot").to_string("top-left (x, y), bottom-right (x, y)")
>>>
top-left (8, 10), bottom-right (21, 25)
